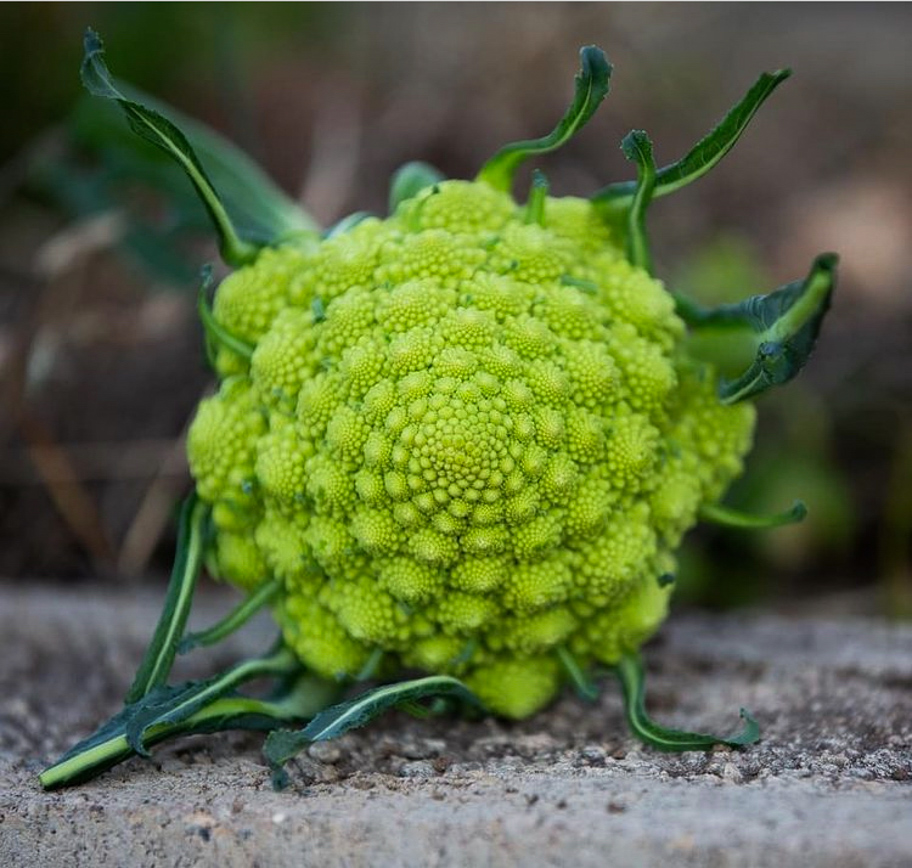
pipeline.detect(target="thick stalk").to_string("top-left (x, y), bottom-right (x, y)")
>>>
top-left (40, 647), bottom-right (303, 790)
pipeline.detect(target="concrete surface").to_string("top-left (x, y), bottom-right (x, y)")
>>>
top-left (1, 583), bottom-right (911, 867)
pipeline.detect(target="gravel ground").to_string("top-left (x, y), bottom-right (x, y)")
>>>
top-left (1, 584), bottom-right (911, 867)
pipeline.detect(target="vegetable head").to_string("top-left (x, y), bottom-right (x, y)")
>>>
top-left (40, 34), bottom-right (836, 791)
top-left (187, 182), bottom-right (756, 718)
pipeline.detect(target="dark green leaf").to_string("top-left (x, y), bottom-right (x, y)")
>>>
top-left (124, 494), bottom-right (208, 704)
top-left (711, 254), bottom-right (838, 403)
top-left (700, 499), bottom-right (807, 529)
top-left (39, 669), bottom-right (335, 790)
top-left (388, 161), bottom-right (445, 213)
top-left (615, 652), bottom-right (760, 751)
top-left (264, 675), bottom-right (480, 767)
top-left (179, 578), bottom-right (281, 654)
top-left (620, 130), bottom-right (656, 273)
top-left (71, 88), bottom-right (319, 247)
top-left (126, 646), bottom-right (297, 755)
top-left (477, 46), bottom-right (612, 192)
top-left (82, 29), bottom-right (271, 266)
top-left (593, 69), bottom-right (791, 209)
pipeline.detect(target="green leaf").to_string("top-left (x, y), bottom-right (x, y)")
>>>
top-left (124, 494), bottom-right (208, 704)
top-left (39, 669), bottom-right (337, 790)
top-left (303, 676), bottom-right (480, 742)
top-left (81, 29), bottom-right (269, 266)
top-left (615, 652), bottom-right (760, 751)
top-left (620, 130), bottom-right (656, 273)
top-left (388, 161), bottom-right (445, 213)
top-left (556, 647), bottom-right (599, 702)
top-left (264, 675), bottom-right (479, 768)
top-left (700, 499), bottom-right (807, 529)
top-left (125, 645), bottom-right (297, 755)
top-left (593, 69), bottom-right (791, 210)
top-left (476, 46), bottom-right (612, 192)
top-left (71, 86), bottom-right (319, 245)
top-left (179, 578), bottom-right (281, 654)
top-left (708, 254), bottom-right (838, 404)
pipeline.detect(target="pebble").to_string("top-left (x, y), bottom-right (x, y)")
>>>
top-left (307, 743), bottom-right (343, 764)
top-left (398, 760), bottom-right (436, 779)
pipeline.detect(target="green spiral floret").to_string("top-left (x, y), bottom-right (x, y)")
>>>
top-left (187, 180), bottom-right (756, 718)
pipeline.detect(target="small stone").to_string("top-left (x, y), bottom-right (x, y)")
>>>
top-left (396, 738), bottom-right (447, 760)
top-left (721, 762), bottom-right (743, 784)
top-left (579, 745), bottom-right (607, 766)
top-left (307, 742), bottom-right (343, 764)
top-left (398, 760), bottom-right (436, 778)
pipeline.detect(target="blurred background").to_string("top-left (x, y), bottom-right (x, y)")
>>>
top-left (1, 3), bottom-right (910, 615)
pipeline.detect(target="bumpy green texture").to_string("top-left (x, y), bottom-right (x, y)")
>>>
top-left (187, 181), bottom-right (755, 718)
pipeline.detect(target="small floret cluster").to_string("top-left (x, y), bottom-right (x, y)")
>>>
top-left (188, 181), bottom-right (754, 717)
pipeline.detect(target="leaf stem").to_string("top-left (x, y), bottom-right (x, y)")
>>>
top-left (620, 130), bottom-right (656, 273)
top-left (700, 499), bottom-right (807, 529)
top-left (556, 646), bottom-right (599, 701)
top-left (525, 169), bottom-right (549, 226)
top-left (197, 281), bottom-right (255, 361)
top-left (81, 29), bottom-right (260, 266)
top-left (39, 646), bottom-right (309, 790)
top-left (592, 69), bottom-right (791, 210)
top-left (125, 494), bottom-right (208, 704)
top-left (39, 688), bottom-right (311, 791)
top-left (125, 645), bottom-right (297, 753)
top-left (179, 578), bottom-right (281, 654)
top-left (615, 652), bottom-right (759, 751)
top-left (476, 46), bottom-right (612, 192)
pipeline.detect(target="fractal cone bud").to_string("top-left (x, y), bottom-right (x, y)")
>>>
top-left (187, 184), bottom-right (755, 718)
top-left (40, 34), bottom-right (836, 790)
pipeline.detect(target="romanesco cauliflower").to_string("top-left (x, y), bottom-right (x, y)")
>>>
top-left (40, 36), bottom-right (837, 790)
top-left (187, 182), bottom-right (755, 718)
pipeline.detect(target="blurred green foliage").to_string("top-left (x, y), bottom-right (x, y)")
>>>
top-left (672, 236), bottom-right (857, 608)
top-left (2, 4), bottom-right (909, 614)
top-left (0, 3), bottom-right (340, 162)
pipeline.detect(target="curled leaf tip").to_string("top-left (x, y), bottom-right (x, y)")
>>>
top-left (620, 129), bottom-right (656, 273)
top-left (80, 29), bottom-right (261, 266)
top-left (476, 45), bottom-right (612, 192)
top-left (593, 67), bottom-right (791, 209)
top-left (616, 652), bottom-right (760, 751)
top-left (717, 254), bottom-right (838, 404)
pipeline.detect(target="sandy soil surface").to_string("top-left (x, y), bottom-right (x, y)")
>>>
top-left (1, 584), bottom-right (911, 867)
